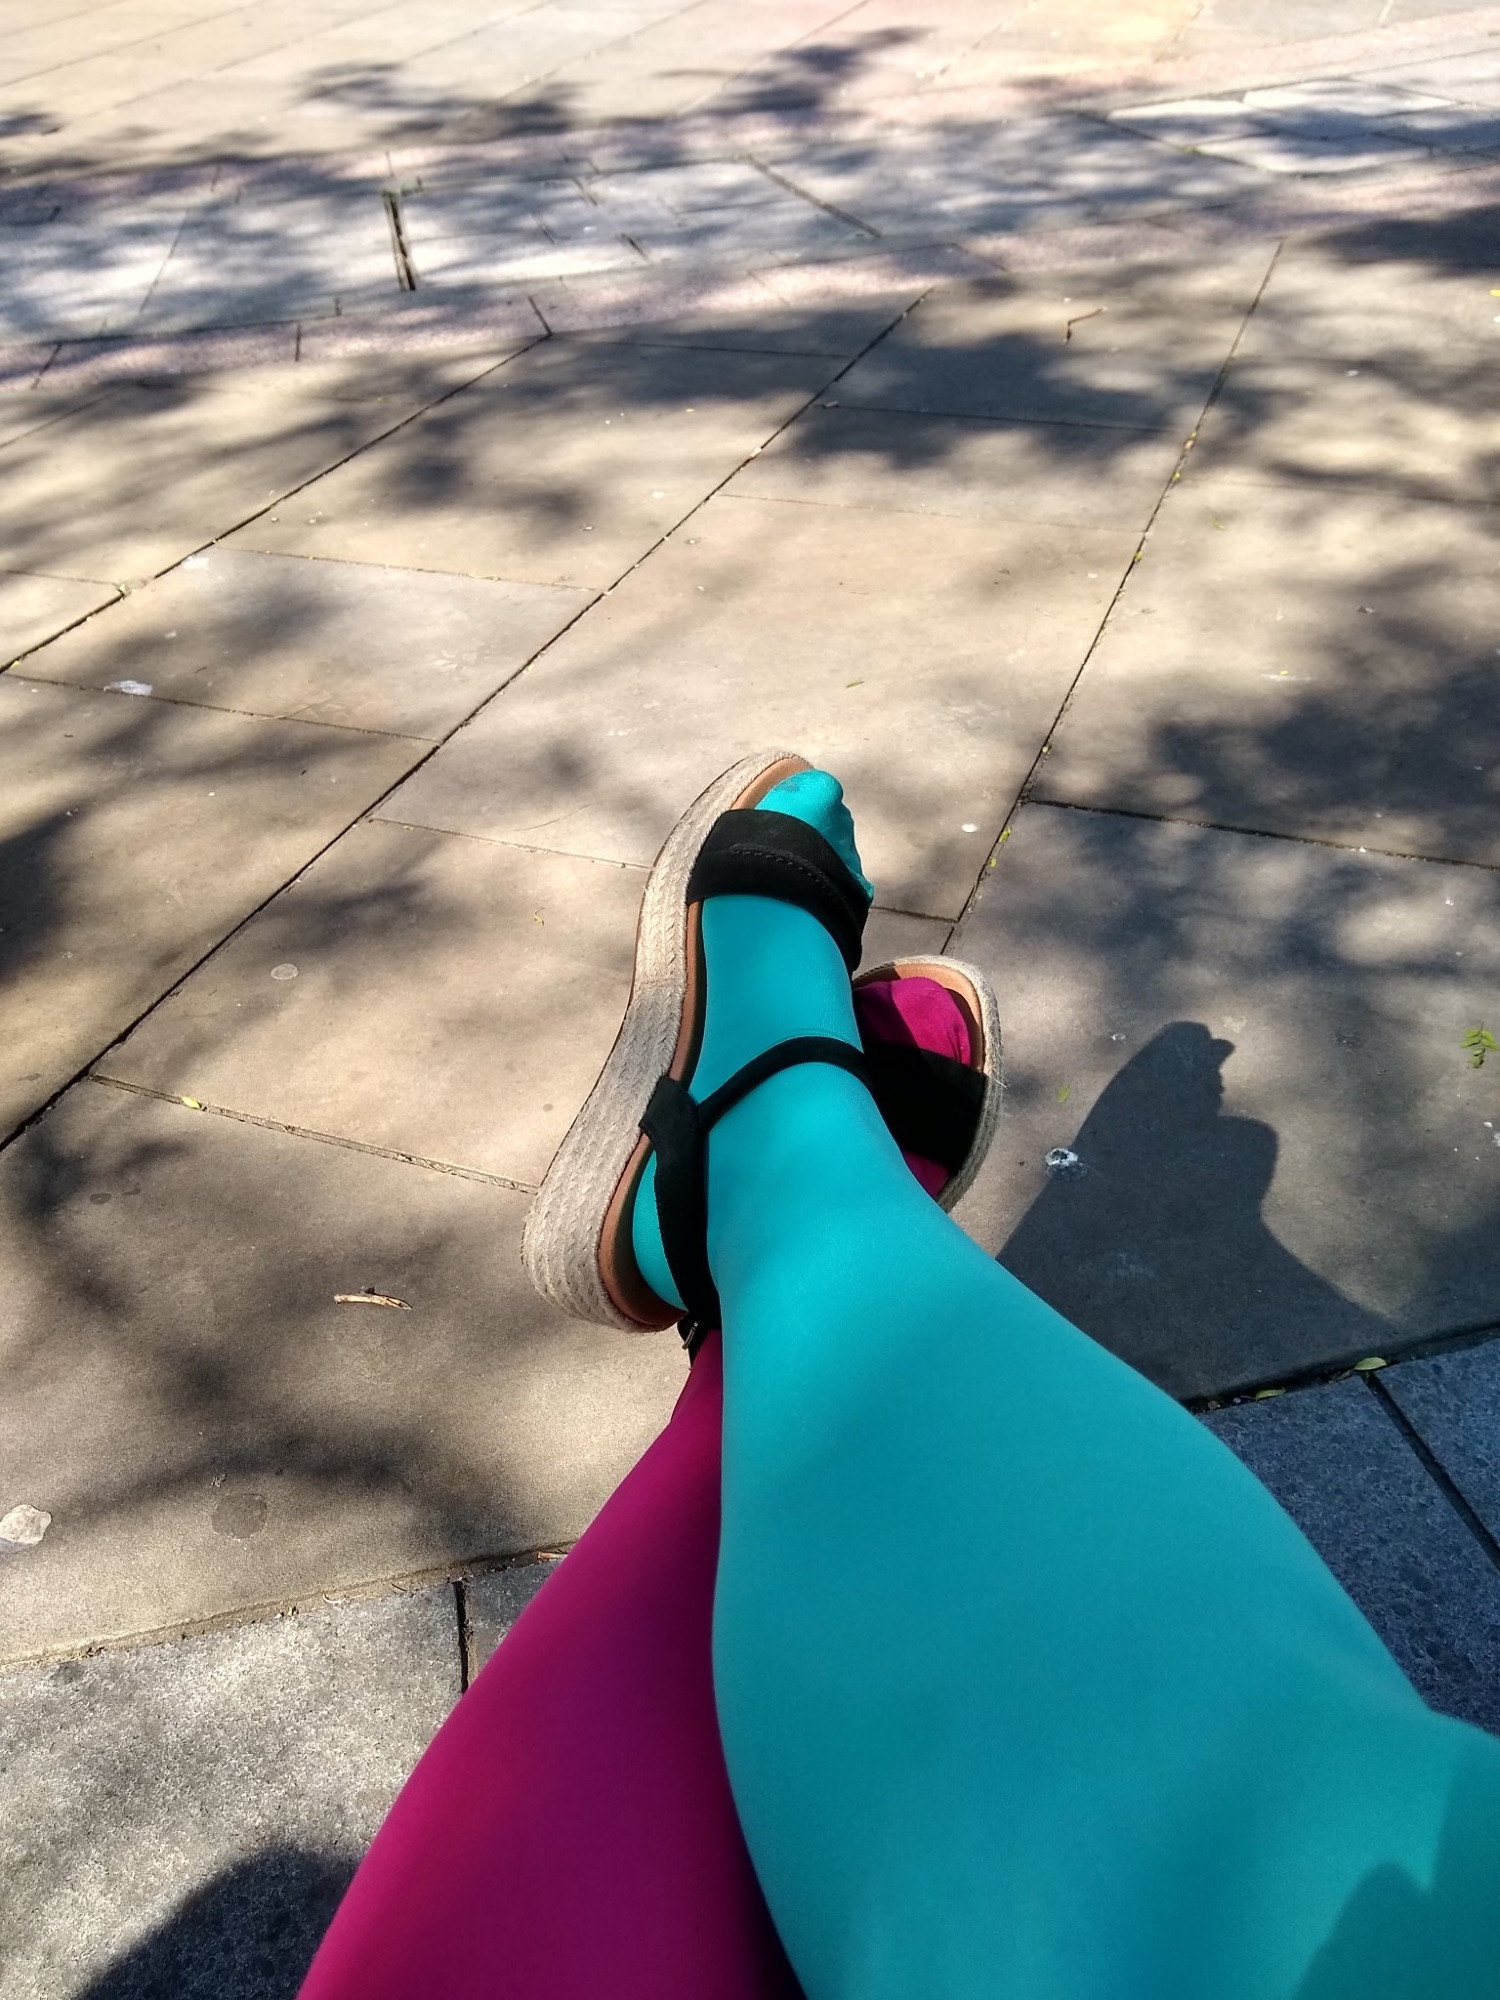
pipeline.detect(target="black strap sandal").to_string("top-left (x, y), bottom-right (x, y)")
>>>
top-left (641, 1035), bottom-right (875, 1349)
top-left (522, 750), bottom-right (1000, 1338)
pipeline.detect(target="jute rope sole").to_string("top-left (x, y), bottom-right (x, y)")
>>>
top-left (522, 748), bottom-right (807, 1330)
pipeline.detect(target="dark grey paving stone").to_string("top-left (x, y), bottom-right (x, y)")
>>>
top-left (1383, 1340), bottom-right (1500, 1546)
top-left (0, 1586), bottom-right (458, 2000)
top-left (1204, 1379), bottom-right (1500, 1732)
top-left (22, 548), bottom-right (592, 737)
top-left (834, 254), bottom-right (1269, 433)
top-left (949, 804), bottom-right (1500, 1399)
top-left (0, 1082), bottom-right (684, 1661)
top-left (466, 1559), bottom-right (559, 1674)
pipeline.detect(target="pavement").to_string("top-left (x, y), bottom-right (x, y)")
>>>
top-left (2, 0), bottom-right (1500, 1990)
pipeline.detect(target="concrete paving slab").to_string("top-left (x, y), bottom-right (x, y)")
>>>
top-left (1196, 127), bottom-right (1427, 173)
top-left (99, 818), bottom-right (648, 1185)
top-left (1382, 1340), bottom-right (1500, 1546)
top-left (0, 384), bottom-right (108, 449)
top-left (37, 320), bottom-right (304, 390)
top-left (134, 188), bottom-right (401, 333)
top-left (949, 803), bottom-right (1500, 1398)
top-left (1375, 101), bottom-right (1500, 150)
top-left (1186, 236), bottom-right (1500, 503)
top-left (1205, 1378), bottom-right (1500, 1730)
top-left (589, 161), bottom-right (789, 212)
top-left (1, 568), bottom-right (118, 662)
top-left (524, 253), bottom-right (938, 345)
top-left (1373, 49), bottom-right (1500, 110)
top-left (0, 218), bottom-right (181, 343)
top-left (609, 290), bottom-right (918, 356)
top-left (1226, 231), bottom-right (1500, 358)
top-left (0, 345), bottom-right (56, 393)
top-left (0, 359), bottom-right (528, 587)
top-left (467, 1557), bottom-right (557, 1672)
top-left (0, 1587), bottom-right (457, 1996)
top-left (1034, 480), bottom-right (1500, 863)
top-left (291, 302), bottom-right (546, 366)
top-left (0, 675), bottom-right (422, 1137)
top-left (0, 1081), bottom-right (683, 1661)
top-left (774, 116), bottom-right (1262, 236)
top-left (623, 203), bottom-right (874, 267)
top-left (727, 402), bottom-right (1181, 527)
top-left (410, 235), bottom-right (647, 287)
top-left (233, 338), bottom-right (837, 589)
top-left (1190, 347), bottom-right (1500, 504)
top-left (858, 905), bottom-right (952, 966)
top-left (21, 548), bottom-right (592, 735)
top-left (1109, 99), bottom-right (1283, 147)
top-left (1242, 78), bottom-right (1456, 118)
top-left (371, 492), bottom-right (1135, 915)
top-left (835, 257), bottom-right (1268, 433)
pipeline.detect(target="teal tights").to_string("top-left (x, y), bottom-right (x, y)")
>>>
top-left (635, 774), bottom-right (1500, 2000)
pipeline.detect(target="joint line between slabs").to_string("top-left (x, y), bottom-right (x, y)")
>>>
top-left (0, 330), bottom-right (551, 681)
top-left (84, 1075), bottom-right (538, 1191)
top-left (423, 282), bottom-right (934, 737)
top-left (950, 235), bottom-right (1288, 935)
top-left (751, 159), bottom-right (883, 237)
top-left (455, 1579), bottom-right (474, 1692)
top-left (1368, 1370), bottom-right (1500, 1581)
top-left (1022, 797), bottom-right (1500, 875)
top-left (0, 1546), bottom-right (573, 1675)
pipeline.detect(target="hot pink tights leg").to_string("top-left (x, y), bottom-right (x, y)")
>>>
top-left (298, 978), bottom-right (966, 1999)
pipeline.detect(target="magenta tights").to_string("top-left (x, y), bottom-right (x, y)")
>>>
top-left (297, 979), bottom-right (962, 2000)
top-left (298, 1330), bottom-right (797, 1998)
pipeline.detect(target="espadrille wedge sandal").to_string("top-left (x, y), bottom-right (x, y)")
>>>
top-left (521, 751), bottom-right (999, 1337)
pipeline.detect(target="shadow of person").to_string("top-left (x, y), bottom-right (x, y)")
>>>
top-left (76, 1848), bottom-right (351, 2000)
top-left (999, 1022), bottom-right (1390, 1401)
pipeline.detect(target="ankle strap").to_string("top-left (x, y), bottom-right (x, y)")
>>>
top-left (640, 1037), bottom-right (871, 1340)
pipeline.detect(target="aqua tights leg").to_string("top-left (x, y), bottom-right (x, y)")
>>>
top-left (623, 769), bottom-right (1500, 1997)
top-left (707, 1065), bottom-right (1500, 1999)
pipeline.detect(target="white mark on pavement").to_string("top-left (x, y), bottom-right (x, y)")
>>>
top-left (0, 1504), bottom-right (51, 1548)
top-left (1044, 1147), bottom-right (1084, 1176)
top-left (961, 823), bottom-right (979, 832)
top-left (105, 679), bottom-right (152, 696)
top-left (271, 963), bottom-right (298, 981)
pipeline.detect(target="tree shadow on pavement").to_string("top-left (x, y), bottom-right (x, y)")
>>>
top-left (0, 143), bottom-right (1497, 1650)
top-left (75, 1849), bottom-right (349, 2000)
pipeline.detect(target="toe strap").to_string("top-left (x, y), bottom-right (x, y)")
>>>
top-left (685, 810), bottom-right (869, 972)
top-left (640, 1037), bottom-right (872, 1339)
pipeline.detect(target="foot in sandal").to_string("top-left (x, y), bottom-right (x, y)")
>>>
top-left (523, 751), bottom-right (998, 1338)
